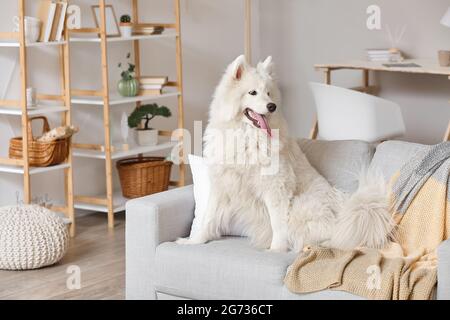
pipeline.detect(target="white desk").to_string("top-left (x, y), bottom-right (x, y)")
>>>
top-left (312, 59), bottom-right (450, 141)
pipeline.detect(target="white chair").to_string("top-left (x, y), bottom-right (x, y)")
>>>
top-left (309, 82), bottom-right (405, 142)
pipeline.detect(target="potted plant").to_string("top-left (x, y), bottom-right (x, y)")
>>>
top-left (119, 14), bottom-right (133, 37)
top-left (128, 103), bottom-right (172, 146)
top-left (117, 53), bottom-right (139, 97)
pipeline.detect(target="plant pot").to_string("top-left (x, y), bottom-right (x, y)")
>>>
top-left (120, 23), bottom-right (133, 38)
top-left (137, 129), bottom-right (158, 146)
top-left (118, 78), bottom-right (139, 97)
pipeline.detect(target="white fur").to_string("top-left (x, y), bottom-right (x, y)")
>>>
top-left (177, 55), bottom-right (394, 252)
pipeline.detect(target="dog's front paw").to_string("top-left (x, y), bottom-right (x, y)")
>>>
top-left (268, 246), bottom-right (288, 253)
top-left (176, 236), bottom-right (207, 245)
top-left (268, 238), bottom-right (289, 252)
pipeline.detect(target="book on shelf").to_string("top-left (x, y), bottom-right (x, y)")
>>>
top-left (140, 84), bottom-right (164, 90)
top-left (138, 76), bottom-right (168, 85)
top-left (139, 89), bottom-right (162, 96)
top-left (38, 0), bottom-right (67, 42)
top-left (133, 26), bottom-right (165, 35)
top-left (49, 2), bottom-right (62, 41)
top-left (55, 1), bottom-right (68, 41)
top-left (38, 0), bottom-right (57, 42)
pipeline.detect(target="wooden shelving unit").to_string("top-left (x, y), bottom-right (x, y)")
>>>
top-left (69, 0), bottom-right (185, 228)
top-left (0, 0), bottom-right (75, 235)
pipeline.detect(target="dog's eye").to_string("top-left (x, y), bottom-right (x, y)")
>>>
top-left (267, 92), bottom-right (270, 97)
top-left (248, 90), bottom-right (257, 96)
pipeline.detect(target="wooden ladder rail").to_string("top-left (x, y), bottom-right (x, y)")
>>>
top-left (174, 0), bottom-right (186, 187)
top-left (60, 24), bottom-right (75, 236)
top-left (98, 0), bottom-right (115, 228)
top-left (18, 0), bottom-right (31, 203)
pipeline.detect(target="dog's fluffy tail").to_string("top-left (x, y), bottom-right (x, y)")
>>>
top-left (329, 170), bottom-right (395, 250)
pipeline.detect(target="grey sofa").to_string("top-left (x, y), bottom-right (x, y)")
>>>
top-left (126, 139), bottom-right (450, 300)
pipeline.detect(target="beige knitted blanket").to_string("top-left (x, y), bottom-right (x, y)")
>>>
top-left (285, 143), bottom-right (450, 300)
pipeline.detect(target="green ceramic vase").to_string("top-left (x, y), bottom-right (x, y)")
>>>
top-left (118, 78), bottom-right (139, 97)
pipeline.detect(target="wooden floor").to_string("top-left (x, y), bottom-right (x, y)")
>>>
top-left (0, 212), bottom-right (125, 300)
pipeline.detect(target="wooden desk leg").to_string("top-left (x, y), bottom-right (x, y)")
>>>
top-left (444, 121), bottom-right (450, 141)
top-left (363, 69), bottom-right (369, 92)
top-left (310, 69), bottom-right (331, 139)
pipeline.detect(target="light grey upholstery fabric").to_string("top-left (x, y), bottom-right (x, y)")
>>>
top-left (298, 139), bottom-right (375, 193)
top-left (154, 237), bottom-right (362, 300)
top-left (369, 140), bottom-right (430, 182)
top-left (438, 240), bottom-right (450, 300)
top-left (126, 185), bottom-right (195, 300)
top-left (125, 140), bottom-right (449, 300)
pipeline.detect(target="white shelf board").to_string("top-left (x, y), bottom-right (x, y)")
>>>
top-left (0, 40), bottom-right (67, 48)
top-left (0, 163), bottom-right (70, 175)
top-left (74, 191), bottom-right (128, 213)
top-left (71, 91), bottom-right (181, 106)
top-left (73, 141), bottom-right (176, 160)
top-left (0, 106), bottom-right (68, 116)
top-left (69, 31), bottom-right (177, 43)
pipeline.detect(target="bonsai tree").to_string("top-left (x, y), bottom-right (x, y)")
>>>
top-left (128, 103), bottom-right (172, 130)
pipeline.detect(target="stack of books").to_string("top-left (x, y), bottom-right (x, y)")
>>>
top-left (139, 76), bottom-right (168, 95)
top-left (38, 0), bottom-right (68, 42)
top-left (133, 26), bottom-right (165, 36)
top-left (366, 49), bottom-right (404, 62)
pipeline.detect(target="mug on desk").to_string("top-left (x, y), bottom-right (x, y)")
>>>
top-left (13, 16), bottom-right (42, 43)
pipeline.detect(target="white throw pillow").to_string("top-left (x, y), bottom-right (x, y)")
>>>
top-left (188, 154), bottom-right (244, 237)
top-left (188, 154), bottom-right (210, 236)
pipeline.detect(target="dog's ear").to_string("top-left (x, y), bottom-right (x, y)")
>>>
top-left (230, 55), bottom-right (248, 81)
top-left (259, 56), bottom-right (274, 76)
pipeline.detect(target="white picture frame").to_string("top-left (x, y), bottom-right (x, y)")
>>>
top-left (91, 5), bottom-right (121, 37)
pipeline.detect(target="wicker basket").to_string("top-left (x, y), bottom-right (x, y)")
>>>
top-left (116, 157), bottom-right (172, 199)
top-left (9, 116), bottom-right (70, 167)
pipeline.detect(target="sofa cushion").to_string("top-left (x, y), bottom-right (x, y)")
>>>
top-left (369, 141), bottom-right (430, 181)
top-left (298, 139), bottom-right (375, 193)
top-left (154, 237), bottom-right (363, 300)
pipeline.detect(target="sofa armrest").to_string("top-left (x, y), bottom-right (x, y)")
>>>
top-left (437, 239), bottom-right (450, 300)
top-left (125, 185), bottom-right (195, 300)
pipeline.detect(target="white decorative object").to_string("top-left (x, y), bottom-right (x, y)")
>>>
top-left (26, 87), bottom-right (37, 108)
top-left (66, 5), bottom-right (81, 30)
top-left (309, 82), bottom-right (405, 143)
top-left (441, 7), bottom-right (450, 28)
top-left (120, 111), bottom-right (130, 150)
top-left (120, 25), bottom-right (133, 38)
top-left (137, 129), bottom-right (158, 146)
top-left (12, 16), bottom-right (41, 43)
top-left (0, 205), bottom-right (69, 270)
top-left (120, 111), bottom-right (129, 144)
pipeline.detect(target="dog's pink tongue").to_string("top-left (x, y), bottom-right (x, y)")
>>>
top-left (252, 111), bottom-right (272, 137)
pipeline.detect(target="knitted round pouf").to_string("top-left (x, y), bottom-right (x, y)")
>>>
top-left (0, 205), bottom-right (69, 270)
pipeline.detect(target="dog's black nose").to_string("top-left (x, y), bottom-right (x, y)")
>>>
top-left (267, 103), bottom-right (277, 113)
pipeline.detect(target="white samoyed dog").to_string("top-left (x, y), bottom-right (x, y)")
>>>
top-left (177, 55), bottom-right (393, 252)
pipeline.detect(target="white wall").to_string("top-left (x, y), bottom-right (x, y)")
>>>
top-left (0, 0), bottom-right (248, 207)
top-left (258, 0), bottom-right (450, 144)
top-left (1, 0), bottom-right (449, 208)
